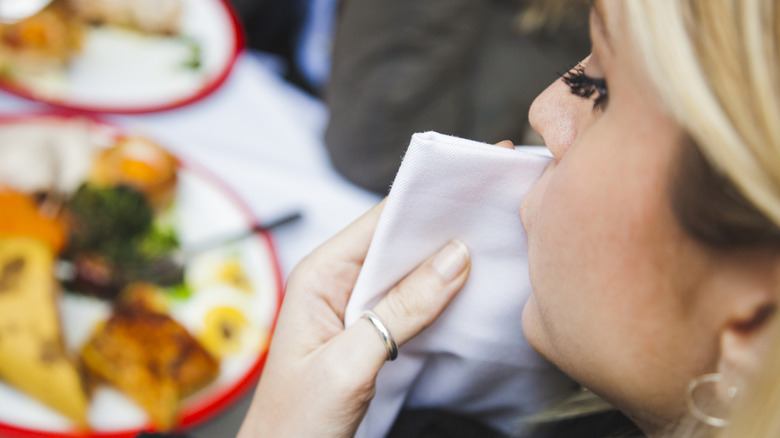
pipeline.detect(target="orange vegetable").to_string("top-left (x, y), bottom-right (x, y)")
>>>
top-left (0, 190), bottom-right (66, 253)
top-left (119, 159), bottom-right (159, 184)
top-left (90, 137), bottom-right (178, 210)
top-left (1, 6), bottom-right (81, 54)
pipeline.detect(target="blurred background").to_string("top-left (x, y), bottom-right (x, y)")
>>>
top-left (229, 0), bottom-right (588, 194)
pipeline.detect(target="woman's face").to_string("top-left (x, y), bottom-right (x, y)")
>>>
top-left (520, 0), bottom-right (726, 429)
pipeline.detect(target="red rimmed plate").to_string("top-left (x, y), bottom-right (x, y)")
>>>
top-left (0, 0), bottom-right (244, 114)
top-left (0, 113), bottom-right (283, 437)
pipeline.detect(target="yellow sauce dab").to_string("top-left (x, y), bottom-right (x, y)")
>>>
top-left (199, 306), bottom-right (248, 357)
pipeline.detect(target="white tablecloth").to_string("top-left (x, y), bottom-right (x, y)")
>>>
top-left (0, 50), bottom-right (382, 437)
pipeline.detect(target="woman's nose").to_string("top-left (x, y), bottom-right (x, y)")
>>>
top-left (528, 77), bottom-right (589, 161)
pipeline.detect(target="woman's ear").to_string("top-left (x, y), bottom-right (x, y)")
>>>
top-left (713, 249), bottom-right (780, 400)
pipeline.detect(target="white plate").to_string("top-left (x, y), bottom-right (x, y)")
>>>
top-left (0, 0), bottom-right (243, 113)
top-left (0, 115), bottom-right (283, 437)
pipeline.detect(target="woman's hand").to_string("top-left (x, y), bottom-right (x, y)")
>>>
top-left (237, 200), bottom-right (471, 438)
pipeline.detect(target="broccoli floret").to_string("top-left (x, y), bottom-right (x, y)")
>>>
top-left (63, 184), bottom-right (183, 299)
top-left (66, 184), bottom-right (154, 260)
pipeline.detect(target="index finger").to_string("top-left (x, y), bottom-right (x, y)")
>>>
top-left (282, 198), bottom-right (386, 321)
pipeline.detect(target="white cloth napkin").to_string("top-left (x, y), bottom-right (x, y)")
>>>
top-left (345, 131), bottom-right (578, 437)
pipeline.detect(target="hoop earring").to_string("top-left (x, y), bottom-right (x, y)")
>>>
top-left (686, 373), bottom-right (739, 428)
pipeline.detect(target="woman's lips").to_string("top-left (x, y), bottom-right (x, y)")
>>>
top-left (518, 160), bottom-right (554, 236)
top-left (519, 197), bottom-right (532, 235)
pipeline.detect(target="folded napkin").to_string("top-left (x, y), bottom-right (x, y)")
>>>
top-left (344, 131), bottom-right (578, 437)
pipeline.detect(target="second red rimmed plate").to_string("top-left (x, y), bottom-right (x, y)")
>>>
top-left (0, 0), bottom-right (243, 114)
top-left (0, 113), bottom-right (283, 437)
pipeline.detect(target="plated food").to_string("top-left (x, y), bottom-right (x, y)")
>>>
top-left (0, 1), bottom-right (84, 73)
top-left (0, 0), bottom-right (241, 113)
top-left (0, 115), bottom-right (282, 437)
top-left (81, 284), bottom-right (220, 431)
top-left (68, 0), bottom-right (183, 35)
top-left (0, 237), bottom-right (90, 426)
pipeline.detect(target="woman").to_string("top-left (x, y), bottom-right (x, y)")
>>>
top-left (237, 0), bottom-right (780, 436)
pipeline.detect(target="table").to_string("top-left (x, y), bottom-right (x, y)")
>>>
top-left (0, 50), bottom-right (382, 437)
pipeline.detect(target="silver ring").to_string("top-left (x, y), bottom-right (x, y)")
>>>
top-left (361, 310), bottom-right (398, 361)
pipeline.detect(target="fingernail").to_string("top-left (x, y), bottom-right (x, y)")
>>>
top-left (494, 140), bottom-right (514, 149)
top-left (432, 240), bottom-right (469, 281)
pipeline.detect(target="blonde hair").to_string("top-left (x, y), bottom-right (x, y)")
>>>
top-left (623, 0), bottom-right (780, 436)
top-left (624, 0), bottom-right (780, 228)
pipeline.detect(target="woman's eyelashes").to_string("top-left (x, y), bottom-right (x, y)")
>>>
top-left (562, 64), bottom-right (609, 111)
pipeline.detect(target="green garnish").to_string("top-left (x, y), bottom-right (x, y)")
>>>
top-left (165, 282), bottom-right (194, 301)
top-left (180, 37), bottom-right (202, 70)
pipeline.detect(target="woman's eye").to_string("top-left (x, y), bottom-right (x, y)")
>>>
top-left (562, 64), bottom-right (609, 111)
